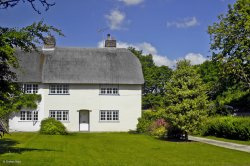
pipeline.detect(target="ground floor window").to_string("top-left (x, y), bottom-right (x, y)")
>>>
top-left (20, 111), bottom-right (38, 121)
top-left (49, 110), bottom-right (69, 121)
top-left (100, 110), bottom-right (119, 121)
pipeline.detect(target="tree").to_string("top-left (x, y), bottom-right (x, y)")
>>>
top-left (0, 1), bottom-right (63, 119)
top-left (208, 0), bottom-right (250, 89)
top-left (129, 47), bottom-right (172, 109)
top-left (164, 60), bottom-right (210, 140)
top-left (197, 60), bottom-right (249, 115)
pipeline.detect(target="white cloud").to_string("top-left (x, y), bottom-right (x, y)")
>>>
top-left (98, 41), bottom-right (207, 67)
top-left (119, 0), bottom-right (144, 6)
top-left (98, 40), bottom-right (175, 67)
top-left (105, 9), bottom-right (126, 30)
top-left (167, 17), bottom-right (199, 28)
top-left (184, 53), bottom-right (207, 65)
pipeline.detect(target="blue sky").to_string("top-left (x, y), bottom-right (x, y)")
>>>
top-left (0, 0), bottom-right (236, 67)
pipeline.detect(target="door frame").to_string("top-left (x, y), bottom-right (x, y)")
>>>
top-left (78, 109), bottom-right (90, 132)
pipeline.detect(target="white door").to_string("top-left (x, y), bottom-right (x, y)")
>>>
top-left (79, 111), bottom-right (89, 131)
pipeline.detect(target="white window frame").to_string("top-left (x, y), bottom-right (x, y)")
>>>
top-left (49, 84), bottom-right (69, 95)
top-left (23, 84), bottom-right (38, 94)
top-left (99, 85), bottom-right (119, 95)
top-left (20, 111), bottom-right (38, 121)
top-left (49, 110), bottom-right (69, 121)
top-left (99, 110), bottom-right (119, 122)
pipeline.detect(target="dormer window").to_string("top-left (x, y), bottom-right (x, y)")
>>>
top-left (100, 85), bottom-right (119, 95)
top-left (23, 84), bottom-right (38, 94)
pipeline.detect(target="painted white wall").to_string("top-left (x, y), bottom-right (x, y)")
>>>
top-left (9, 84), bottom-right (142, 132)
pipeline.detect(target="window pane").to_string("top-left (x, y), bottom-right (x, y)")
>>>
top-left (20, 111), bottom-right (26, 120)
top-left (62, 111), bottom-right (68, 121)
top-left (101, 88), bottom-right (106, 94)
top-left (100, 111), bottom-right (106, 120)
top-left (27, 111), bottom-right (32, 120)
top-left (33, 111), bottom-right (38, 121)
top-left (50, 111), bottom-right (56, 118)
top-left (57, 111), bottom-right (62, 120)
top-left (26, 84), bottom-right (32, 94)
top-left (33, 84), bottom-right (38, 94)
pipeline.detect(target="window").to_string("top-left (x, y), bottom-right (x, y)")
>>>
top-left (49, 84), bottom-right (69, 94)
top-left (100, 85), bottom-right (119, 95)
top-left (49, 110), bottom-right (69, 121)
top-left (20, 111), bottom-right (38, 121)
top-left (100, 110), bottom-right (119, 121)
top-left (23, 84), bottom-right (38, 94)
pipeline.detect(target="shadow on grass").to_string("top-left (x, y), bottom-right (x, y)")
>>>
top-left (162, 138), bottom-right (195, 142)
top-left (0, 138), bottom-right (58, 154)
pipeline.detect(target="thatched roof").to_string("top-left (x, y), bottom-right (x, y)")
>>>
top-left (15, 47), bottom-right (144, 84)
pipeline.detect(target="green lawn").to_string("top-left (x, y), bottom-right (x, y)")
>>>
top-left (0, 133), bottom-right (250, 166)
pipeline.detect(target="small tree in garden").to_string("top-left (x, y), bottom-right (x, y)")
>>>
top-left (164, 60), bottom-right (211, 140)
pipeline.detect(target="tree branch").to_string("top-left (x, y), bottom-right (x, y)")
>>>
top-left (0, 0), bottom-right (55, 14)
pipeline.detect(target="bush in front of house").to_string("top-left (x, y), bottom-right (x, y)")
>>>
top-left (40, 118), bottom-right (68, 135)
top-left (201, 116), bottom-right (250, 140)
top-left (148, 118), bottom-right (168, 138)
top-left (136, 110), bottom-right (163, 133)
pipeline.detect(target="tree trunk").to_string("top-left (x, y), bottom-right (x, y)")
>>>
top-left (184, 132), bottom-right (188, 141)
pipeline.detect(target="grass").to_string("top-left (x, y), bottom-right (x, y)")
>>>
top-left (200, 136), bottom-right (250, 146)
top-left (0, 132), bottom-right (250, 166)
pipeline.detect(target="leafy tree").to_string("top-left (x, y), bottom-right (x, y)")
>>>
top-left (208, 0), bottom-right (250, 89)
top-left (164, 60), bottom-right (211, 140)
top-left (0, 1), bottom-right (63, 119)
top-left (129, 47), bottom-right (172, 109)
top-left (196, 60), bottom-right (221, 100)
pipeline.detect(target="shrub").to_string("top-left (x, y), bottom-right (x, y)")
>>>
top-left (136, 110), bottom-right (163, 133)
top-left (201, 116), bottom-right (250, 140)
top-left (148, 118), bottom-right (168, 138)
top-left (40, 118), bottom-right (68, 135)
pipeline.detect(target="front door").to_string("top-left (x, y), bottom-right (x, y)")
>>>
top-left (79, 110), bottom-right (89, 131)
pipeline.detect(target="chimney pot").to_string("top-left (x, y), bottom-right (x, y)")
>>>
top-left (43, 36), bottom-right (56, 50)
top-left (105, 34), bottom-right (116, 48)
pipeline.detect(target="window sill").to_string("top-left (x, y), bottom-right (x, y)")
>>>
top-left (99, 94), bottom-right (120, 96)
top-left (18, 120), bottom-right (40, 122)
top-left (48, 94), bottom-right (70, 95)
top-left (60, 121), bottom-right (70, 123)
top-left (99, 121), bottom-right (120, 123)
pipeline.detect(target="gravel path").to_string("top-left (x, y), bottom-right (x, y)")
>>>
top-left (189, 136), bottom-right (250, 153)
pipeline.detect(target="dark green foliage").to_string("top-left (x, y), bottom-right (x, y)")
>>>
top-left (0, 94), bottom-right (41, 118)
top-left (202, 116), bottom-right (250, 140)
top-left (164, 60), bottom-right (211, 138)
top-left (40, 118), bottom-right (68, 135)
top-left (129, 47), bottom-right (172, 109)
top-left (208, 0), bottom-right (250, 89)
top-left (197, 60), bottom-right (250, 114)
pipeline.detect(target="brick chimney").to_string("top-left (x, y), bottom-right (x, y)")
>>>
top-left (42, 36), bottom-right (56, 50)
top-left (105, 34), bottom-right (116, 48)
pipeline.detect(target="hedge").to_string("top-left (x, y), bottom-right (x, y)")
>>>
top-left (201, 116), bottom-right (250, 141)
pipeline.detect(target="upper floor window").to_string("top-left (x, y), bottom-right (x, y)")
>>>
top-left (49, 84), bottom-right (69, 94)
top-left (20, 111), bottom-right (38, 121)
top-left (100, 85), bottom-right (119, 95)
top-left (23, 84), bottom-right (38, 94)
